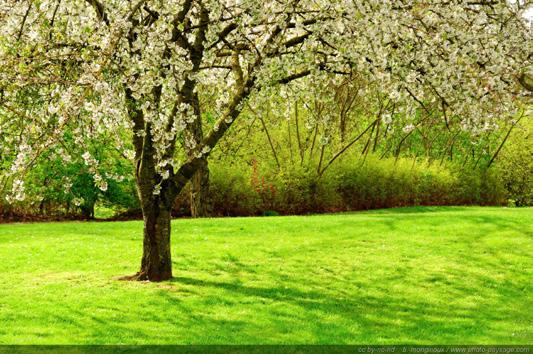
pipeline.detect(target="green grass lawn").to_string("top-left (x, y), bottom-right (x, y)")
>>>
top-left (0, 206), bottom-right (531, 344)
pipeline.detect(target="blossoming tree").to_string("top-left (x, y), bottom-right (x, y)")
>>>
top-left (0, 0), bottom-right (530, 281)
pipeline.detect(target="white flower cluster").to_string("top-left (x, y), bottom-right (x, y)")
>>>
top-left (7, 179), bottom-right (25, 202)
top-left (82, 151), bottom-right (108, 192)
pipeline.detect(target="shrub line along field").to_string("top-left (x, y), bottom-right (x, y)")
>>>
top-left (0, 206), bottom-right (531, 344)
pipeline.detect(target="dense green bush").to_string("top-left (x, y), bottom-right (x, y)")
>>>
top-left (172, 155), bottom-right (506, 217)
top-left (201, 163), bottom-right (262, 216)
top-left (493, 122), bottom-right (532, 206)
top-left (1, 147), bottom-right (138, 221)
top-left (1, 150), bottom-right (510, 221)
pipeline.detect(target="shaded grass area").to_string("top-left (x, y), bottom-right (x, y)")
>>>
top-left (0, 206), bottom-right (531, 344)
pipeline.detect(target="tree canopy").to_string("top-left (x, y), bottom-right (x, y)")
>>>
top-left (0, 0), bottom-right (531, 280)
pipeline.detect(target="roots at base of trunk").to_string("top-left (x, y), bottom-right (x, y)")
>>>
top-left (116, 268), bottom-right (172, 282)
top-left (117, 272), bottom-right (149, 281)
top-left (117, 202), bottom-right (174, 282)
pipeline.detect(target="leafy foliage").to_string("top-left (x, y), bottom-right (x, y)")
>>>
top-left (494, 118), bottom-right (532, 206)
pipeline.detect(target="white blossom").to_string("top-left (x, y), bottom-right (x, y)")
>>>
top-left (402, 124), bottom-right (415, 134)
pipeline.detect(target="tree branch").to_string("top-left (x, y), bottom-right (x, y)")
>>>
top-left (85, 0), bottom-right (109, 25)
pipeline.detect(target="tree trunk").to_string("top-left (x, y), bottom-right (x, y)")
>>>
top-left (127, 177), bottom-right (175, 282)
top-left (186, 91), bottom-right (210, 218)
top-left (124, 89), bottom-right (179, 282)
top-left (80, 201), bottom-right (95, 219)
top-left (190, 158), bottom-right (210, 217)
top-left (138, 197), bottom-right (172, 281)
top-left (126, 124), bottom-right (176, 282)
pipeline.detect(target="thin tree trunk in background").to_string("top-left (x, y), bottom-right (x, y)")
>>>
top-left (308, 124), bottom-right (319, 166)
top-left (186, 92), bottom-right (210, 218)
top-left (487, 115), bottom-right (523, 168)
top-left (319, 118), bottom-right (378, 177)
top-left (295, 103), bottom-right (304, 165)
top-left (372, 120), bottom-right (380, 152)
top-left (316, 144), bottom-right (326, 174)
top-left (287, 116), bottom-right (294, 166)
top-left (80, 202), bottom-right (95, 219)
top-left (259, 115), bottom-right (280, 169)
top-left (190, 158), bottom-right (210, 217)
top-left (361, 121), bottom-right (376, 156)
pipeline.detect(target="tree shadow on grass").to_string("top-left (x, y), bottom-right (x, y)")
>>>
top-left (162, 274), bottom-right (523, 344)
top-left (158, 209), bottom-right (529, 343)
top-left (28, 255), bottom-right (527, 345)
top-left (374, 212), bottom-right (529, 235)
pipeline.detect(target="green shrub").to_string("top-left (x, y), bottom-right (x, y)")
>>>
top-left (172, 155), bottom-right (506, 217)
top-left (493, 121), bottom-right (532, 206)
top-left (5, 150), bottom-right (510, 220)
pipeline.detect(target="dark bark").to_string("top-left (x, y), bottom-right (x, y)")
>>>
top-left (185, 92), bottom-right (210, 218)
top-left (190, 158), bottom-right (210, 218)
top-left (138, 190), bottom-right (173, 281)
top-left (80, 203), bottom-right (95, 219)
top-left (125, 175), bottom-right (176, 282)
top-left (124, 123), bottom-right (177, 282)
top-left (120, 197), bottom-right (173, 282)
